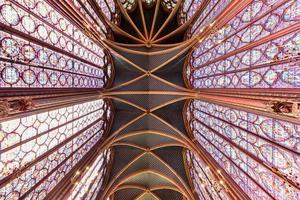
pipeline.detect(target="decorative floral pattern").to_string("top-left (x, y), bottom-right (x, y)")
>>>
top-left (142, 0), bottom-right (156, 8)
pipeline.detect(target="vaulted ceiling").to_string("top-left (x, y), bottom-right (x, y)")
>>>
top-left (87, 2), bottom-right (196, 198)
top-left (0, 0), bottom-right (300, 200)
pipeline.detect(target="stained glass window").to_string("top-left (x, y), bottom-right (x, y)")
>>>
top-left (120, 0), bottom-right (137, 12)
top-left (67, 149), bottom-right (111, 200)
top-left (94, 0), bottom-right (121, 25)
top-left (0, 98), bottom-right (112, 199)
top-left (187, 0), bottom-right (230, 37)
top-left (185, 150), bottom-right (230, 200)
top-left (71, 0), bottom-right (111, 38)
top-left (184, 99), bottom-right (300, 199)
top-left (142, 0), bottom-right (156, 8)
top-left (185, 0), bottom-right (300, 89)
top-left (0, 1), bottom-right (114, 88)
top-left (161, 0), bottom-right (177, 13)
top-left (178, 0), bottom-right (205, 25)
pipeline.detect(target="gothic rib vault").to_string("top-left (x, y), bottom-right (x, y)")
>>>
top-left (68, 2), bottom-right (199, 198)
top-left (0, 0), bottom-right (300, 200)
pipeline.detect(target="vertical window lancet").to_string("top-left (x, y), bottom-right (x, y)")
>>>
top-left (67, 149), bottom-right (112, 200)
top-left (0, 1), bottom-right (114, 89)
top-left (185, 150), bottom-right (231, 200)
top-left (184, 99), bottom-right (300, 200)
top-left (178, 0), bottom-right (205, 25)
top-left (0, 99), bottom-right (113, 199)
top-left (185, 0), bottom-right (300, 89)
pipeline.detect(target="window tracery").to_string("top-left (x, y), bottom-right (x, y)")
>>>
top-left (185, 0), bottom-right (300, 89)
top-left (94, 0), bottom-right (121, 25)
top-left (178, 0), bottom-right (205, 25)
top-left (0, 0), bottom-right (299, 199)
top-left (0, 1), bottom-right (114, 88)
top-left (184, 99), bottom-right (300, 200)
top-left (72, 0), bottom-right (111, 38)
top-left (161, 0), bottom-right (177, 13)
top-left (185, 150), bottom-right (230, 200)
top-left (67, 149), bottom-right (111, 200)
top-left (0, 99), bottom-right (113, 199)
top-left (187, 0), bottom-right (230, 37)
top-left (119, 0), bottom-right (137, 12)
